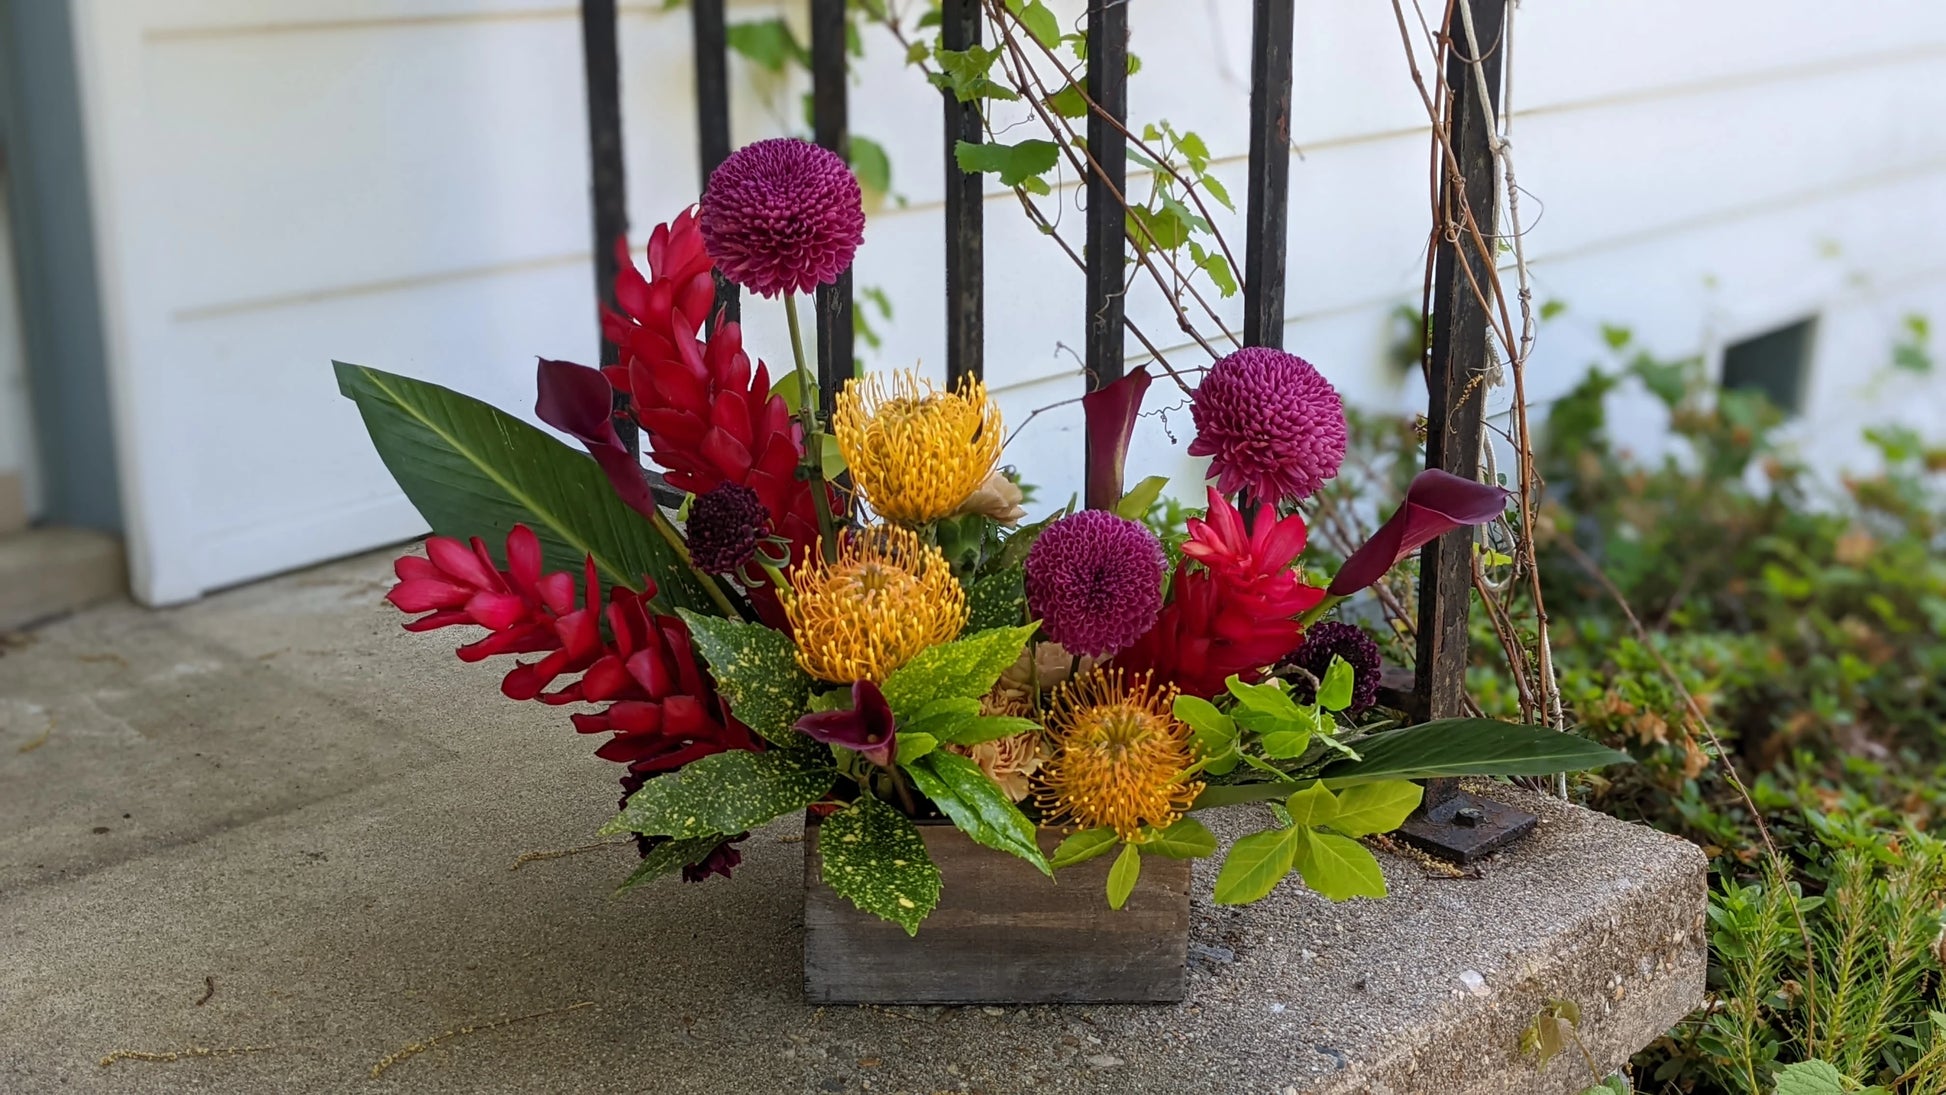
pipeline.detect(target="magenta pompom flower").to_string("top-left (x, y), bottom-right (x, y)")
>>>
top-left (1188, 347), bottom-right (1347, 503)
top-left (699, 137), bottom-right (865, 298)
top-left (1024, 510), bottom-right (1166, 658)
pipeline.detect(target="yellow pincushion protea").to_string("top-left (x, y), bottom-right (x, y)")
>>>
top-left (1036, 669), bottom-right (1202, 840)
top-left (832, 371), bottom-right (1003, 524)
top-left (785, 525), bottom-right (967, 683)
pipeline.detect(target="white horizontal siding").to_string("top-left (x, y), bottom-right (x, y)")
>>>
top-left (69, 0), bottom-right (1946, 601)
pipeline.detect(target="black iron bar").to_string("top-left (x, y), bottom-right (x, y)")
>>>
top-left (1081, 0), bottom-right (1128, 510)
top-left (942, 0), bottom-right (985, 387)
top-left (579, 0), bottom-right (634, 452)
top-left (1396, 0), bottom-right (1529, 865)
top-left (810, 0), bottom-right (852, 421)
top-left (1242, 0), bottom-right (1294, 349)
top-left (691, 0), bottom-right (739, 328)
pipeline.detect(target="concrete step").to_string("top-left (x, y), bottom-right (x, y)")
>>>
top-left (0, 526), bottom-right (126, 631)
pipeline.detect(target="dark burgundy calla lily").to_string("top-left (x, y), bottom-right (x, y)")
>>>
top-left (1326, 469), bottom-right (1510, 596)
top-left (1081, 366), bottom-right (1153, 510)
top-left (535, 358), bottom-right (660, 517)
top-left (792, 679), bottom-right (897, 767)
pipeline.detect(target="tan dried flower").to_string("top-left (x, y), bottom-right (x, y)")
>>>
top-left (950, 732), bottom-right (1046, 802)
top-left (955, 469), bottom-right (1027, 525)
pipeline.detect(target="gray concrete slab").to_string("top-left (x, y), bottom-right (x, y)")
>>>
top-left (0, 548), bottom-right (1706, 1094)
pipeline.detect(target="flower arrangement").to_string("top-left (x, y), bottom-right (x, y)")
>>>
top-left (338, 137), bottom-right (1627, 937)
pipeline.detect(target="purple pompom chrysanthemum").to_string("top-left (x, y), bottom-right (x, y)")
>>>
top-left (1188, 347), bottom-right (1347, 503)
top-left (687, 482), bottom-right (769, 574)
top-left (699, 137), bottom-right (865, 298)
top-left (1280, 620), bottom-right (1382, 714)
top-left (1024, 510), bottom-right (1166, 658)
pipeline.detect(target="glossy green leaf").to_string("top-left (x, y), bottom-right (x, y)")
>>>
top-left (1319, 719), bottom-right (1634, 786)
top-left (880, 623), bottom-right (1037, 719)
top-left (819, 795), bottom-right (941, 936)
top-left (1114, 475), bottom-right (1169, 522)
top-left (940, 715), bottom-right (1041, 747)
top-left (1051, 827), bottom-right (1118, 868)
top-left (612, 836), bottom-right (725, 895)
top-left (1328, 780), bottom-right (1424, 838)
top-left (1106, 843), bottom-right (1142, 909)
top-left (1212, 825), bottom-right (1301, 905)
top-left (896, 732), bottom-right (939, 764)
top-left (1317, 655), bottom-right (1356, 712)
top-left (333, 362), bottom-right (710, 612)
top-left (1292, 829), bottom-right (1387, 901)
top-left (603, 749), bottom-right (834, 839)
top-left (1175, 695), bottom-right (1239, 775)
top-left (1284, 781), bottom-right (1339, 828)
top-left (676, 610), bottom-right (813, 744)
top-left (904, 751), bottom-right (1050, 875)
top-left (1138, 816), bottom-right (1217, 859)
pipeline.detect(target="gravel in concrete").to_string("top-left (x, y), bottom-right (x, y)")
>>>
top-left (0, 549), bottom-right (1706, 1094)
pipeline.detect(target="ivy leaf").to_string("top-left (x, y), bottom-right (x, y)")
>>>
top-left (848, 135), bottom-right (892, 199)
top-left (1127, 206), bottom-right (1188, 253)
top-left (1138, 816), bottom-right (1217, 859)
top-left (1212, 825), bottom-right (1302, 905)
top-left (1008, 0), bottom-right (1062, 48)
top-left (904, 751), bottom-right (1051, 875)
top-left (881, 623), bottom-right (1037, 719)
top-left (676, 610), bottom-right (813, 744)
top-left (1051, 827), bottom-right (1118, 868)
top-left (955, 139), bottom-right (1060, 187)
top-left (725, 17), bottom-right (807, 73)
top-left (1292, 829), bottom-right (1387, 901)
top-left (1200, 175), bottom-right (1235, 212)
top-left (819, 795), bottom-right (941, 936)
top-left (1106, 843), bottom-right (1141, 910)
top-left (603, 750), bottom-right (835, 838)
top-left (1189, 241), bottom-right (1237, 296)
top-left (1046, 82), bottom-right (1088, 119)
top-left (966, 566), bottom-right (1026, 632)
top-left (931, 44), bottom-right (1019, 102)
top-left (1328, 780), bottom-right (1424, 838)
top-left (1317, 655), bottom-right (1357, 712)
top-left (613, 836), bottom-right (725, 895)
top-left (1284, 781), bottom-right (1340, 828)
top-left (1114, 475), bottom-right (1169, 522)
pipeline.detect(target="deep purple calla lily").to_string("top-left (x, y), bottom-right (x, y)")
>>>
top-left (1326, 469), bottom-right (1510, 596)
top-left (1081, 366), bottom-right (1153, 511)
top-left (535, 358), bottom-right (660, 517)
top-left (792, 679), bottom-right (897, 767)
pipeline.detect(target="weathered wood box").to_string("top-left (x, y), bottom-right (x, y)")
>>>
top-left (802, 814), bottom-right (1191, 1004)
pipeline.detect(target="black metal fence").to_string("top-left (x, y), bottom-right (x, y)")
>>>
top-left (578, 0), bottom-right (1519, 860)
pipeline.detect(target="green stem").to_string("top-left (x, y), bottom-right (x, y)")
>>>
top-left (648, 508), bottom-right (743, 620)
top-left (784, 293), bottom-right (839, 562)
top-left (1298, 593), bottom-right (1346, 629)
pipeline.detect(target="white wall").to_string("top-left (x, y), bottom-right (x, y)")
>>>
top-left (65, 0), bottom-right (1946, 602)
top-left (0, 174), bottom-right (37, 532)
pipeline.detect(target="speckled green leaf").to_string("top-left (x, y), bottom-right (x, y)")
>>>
top-left (896, 732), bottom-right (939, 764)
top-left (1292, 829), bottom-right (1387, 901)
top-left (612, 836), bottom-right (723, 895)
top-left (939, 714), bottom-right (1040, 746)
top-left (904, 751), bottom-right (1050, 876)
top-left (676, 610), bottom-right (813, 744)
top-left (819, 795), bottom-right (941, 936)
top-left (902, 696), bottom-right (981, 737)
top-left (880, 623), bottom-right (1038, 720)
top-left (1326, 780), bottom-right (1423, 838)
top-left (965, 566), bottom-right (1026, 632)
top-left (1050, 827), bottom-right (1118, 868)
top-left (602, 749), bottom-right (834, 838)
top-left (1106, 843), bottom-right (1141, 910)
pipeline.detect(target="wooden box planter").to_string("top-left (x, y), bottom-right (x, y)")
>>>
top-left (802, 814), bottom-right (1191, 1005)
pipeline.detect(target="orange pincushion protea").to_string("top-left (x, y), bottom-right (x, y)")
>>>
top-left (784, 525), bottom-right (966, 683)
top-left (832, 371), bottom-right (1003, 525)
top-left (1035, 669), bottom-right (1202, 840)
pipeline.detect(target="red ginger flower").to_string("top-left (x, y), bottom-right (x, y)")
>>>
top-left (387, 525), bottom-right (758, 777)
top-left (1115, 489), bottom-right (1325, 698)
top-left (600, 210), bottom-right (823, 562)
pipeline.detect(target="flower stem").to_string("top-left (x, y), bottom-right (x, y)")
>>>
top-left (648, 508), bottom-right (745, 620)
top-left (885, 764), bottom-right (920, 816)
top-left (1297, 593), bottom-right (1345, 630)
top-left (784, 292), bottom-right (839, 562)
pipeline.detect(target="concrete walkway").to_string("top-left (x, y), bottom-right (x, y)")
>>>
top-left (0, 548), bottom-right (1706, 1094)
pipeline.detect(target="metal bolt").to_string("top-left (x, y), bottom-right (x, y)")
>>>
top-left (1454, 806), bottom-right (1485, 828)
